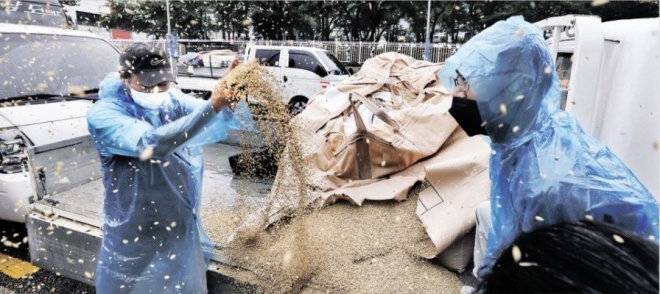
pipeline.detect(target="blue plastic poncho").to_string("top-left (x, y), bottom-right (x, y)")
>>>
top-left (438, 16), bottom-right (659, 276)
top-left (88, 73), bottom-right (253, 293)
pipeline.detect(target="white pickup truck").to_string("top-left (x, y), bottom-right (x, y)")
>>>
top-left (18, 15), bottom-right (658, 289)
top-left (177, 45), bottom-right (350, 115)
top-left (0, 22), bottom-right (119, 224)
top-left (535, 15), bottom-right (659, 198)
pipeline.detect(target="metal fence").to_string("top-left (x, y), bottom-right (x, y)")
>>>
top-left (108, 39), bottom-right (460, 64)
top-left (109, 40), bottom-right (167, 52)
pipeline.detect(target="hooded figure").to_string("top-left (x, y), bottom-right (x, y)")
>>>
top-left (438, 16), bottom-right (659, 277)
top-left (88, 45), bottom-right (253, 293)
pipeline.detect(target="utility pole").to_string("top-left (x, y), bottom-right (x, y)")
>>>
top-left (166, 0), bottom-right (171, 37)
top-left (165, 0), bottom-right (176, 76)
top-left (424, 0), bottom-right (432, 61)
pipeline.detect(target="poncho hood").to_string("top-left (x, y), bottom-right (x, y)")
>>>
top-left (439, 16), bottom-right (560, 143)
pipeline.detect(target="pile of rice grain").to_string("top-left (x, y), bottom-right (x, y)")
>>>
top-left (202, 186), bottom-right (461, 293)
top-left (202, 62), bottom-right (461, 293)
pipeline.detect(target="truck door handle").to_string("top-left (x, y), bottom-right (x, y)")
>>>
top-left (283, 76), bottom-right (288, 82)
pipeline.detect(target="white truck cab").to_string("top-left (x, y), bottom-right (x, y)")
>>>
top-left (535, 16), bottom-right (659, 198)
top-left (0, 0), bottom-right (72, 28)
top-left (0, 23), bottom-right (120, 223)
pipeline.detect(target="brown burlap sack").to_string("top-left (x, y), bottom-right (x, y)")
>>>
top-left (295, 53), bottom-right (457, 193)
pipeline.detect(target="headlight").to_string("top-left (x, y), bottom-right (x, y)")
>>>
top-left (0, 128), bottom-right (29, 174)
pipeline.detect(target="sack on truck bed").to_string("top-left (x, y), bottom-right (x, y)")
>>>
top-left (231, 52), bottom-right (491, 271)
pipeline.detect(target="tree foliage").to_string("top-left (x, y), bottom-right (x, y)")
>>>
top-left (404, 0), bottom-right (658, 43)
top-left (101, 1), bottom-right (223, 39)
top-left (209, 1), bottom-right (251, 40)
top-left (250, 1), bottom-right (313, 40)
top-left (99, 0), bottom-right (659, 42)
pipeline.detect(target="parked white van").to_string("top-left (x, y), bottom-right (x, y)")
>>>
top-left (0, 23), bottom-right (120, 223)
top-left (177, 45), bottom-right (350, 115)
top-left (244, 45), bottom-right (350, 114)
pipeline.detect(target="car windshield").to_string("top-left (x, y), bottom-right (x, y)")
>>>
top-left (317, 51), bottom-right (350, 76)
top-left (0, 0), bottom-right (69, 28)
top-left (0, 33), bottom-right (119, 100)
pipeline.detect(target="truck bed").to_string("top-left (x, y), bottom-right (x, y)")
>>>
top-left (177, 65), bottom-right (229, 79)
top-left (31, 179), bottom-right (104, 228)
top-left (27, 141), bottom-right (272, 286)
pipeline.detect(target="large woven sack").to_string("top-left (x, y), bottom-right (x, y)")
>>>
top-left (228, 53), bottom-right (491, 274)
top-left (295, 52), bottom-right (457, 193)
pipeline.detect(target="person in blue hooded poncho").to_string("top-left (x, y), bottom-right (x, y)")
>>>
top-left (87, 45), bottom-right (252, 293)
top-left (439, 16), bottom-right (659, 279)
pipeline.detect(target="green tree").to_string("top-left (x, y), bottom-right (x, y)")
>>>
top-left (314, 1), bottom-right (343, 40)
top-left (368, 1), bottom-right (409, 42)
top-left (589, 0), bottom-right (659, 21)
top-left (438, 1), bottom-right (471, 44)
top-left (101, 1), bottom-right (222, 39)
top-left (211, 1), bottom-right (251, 40)
top-left (477, 1), bottom-right (590, 26)
top-left (250, 1), bottom-right (313, 40)
top-left (402, 0), bottom-right (657, 44)
top-left (333, 1), bottom-right (406, 42)
top-left (100, 0), bottom-right (659, 42)
top-left (405, 1), bottom-right (457, 43)
top-left (476, 1), bottom-right (657, 28)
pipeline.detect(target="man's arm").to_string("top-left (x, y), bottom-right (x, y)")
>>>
top-left (165, 56), bottom-right (251, 147)
top-left (210, 56), bottom-right (241, 112)
top-left (87, 99), bottom-right (218, 159)
top-left (176, 55), bottom-right (241, 113)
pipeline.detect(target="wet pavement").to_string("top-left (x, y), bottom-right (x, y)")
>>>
top-left (0, 143), bottom-right (266, 293)
top-left (0, 220), bottom-right (96, 294)
top-left (0, 141), bottom-right (479, 293)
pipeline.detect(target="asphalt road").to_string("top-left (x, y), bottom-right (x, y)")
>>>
top-left (0, 220), bottom-right (95, 294)
top-left (0, 229), bottom-right (248, 294)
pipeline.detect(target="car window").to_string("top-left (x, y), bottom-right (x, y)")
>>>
top-left (255, 49), bottom-right (280, 67)
top-left (289, 50), bottom-right (325, 77)
top-left (0, 33), bottom-right (119, 99)
top-left (317, 51), bottom-right (350, 76)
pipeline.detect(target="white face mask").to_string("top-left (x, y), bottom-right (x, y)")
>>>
top-left (128, 86), bottom-right (169, 110)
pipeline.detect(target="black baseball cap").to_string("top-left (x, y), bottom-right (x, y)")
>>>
top-left (119, 45), bottom-right (176, 87)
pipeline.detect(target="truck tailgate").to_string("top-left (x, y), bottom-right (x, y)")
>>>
top-left (26, 135), bottom-right (104, 285)
top-left (26, 137), bottom-right (272, 286)
top-left (31, 180), bottom-right (104, 228)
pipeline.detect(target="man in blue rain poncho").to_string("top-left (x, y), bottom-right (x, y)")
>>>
top-left (439, 16), bottom-right (659, 279)
top-left (88, 45), bottom-right (250, 293)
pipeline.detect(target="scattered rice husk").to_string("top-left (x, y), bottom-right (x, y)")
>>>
top-left (202, 61), bottom-right (462, 293)
top-left (202, 186), bottom-right (461, 293)
top-left (218, 60), bottom-right (278, 106)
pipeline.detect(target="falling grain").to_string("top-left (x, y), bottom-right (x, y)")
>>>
top-left (512, 245), bottom-right (522, 262)
top-left (612, 234), bottom-right (624, 244)
top-left (201, 58), bottom-right (462, 293)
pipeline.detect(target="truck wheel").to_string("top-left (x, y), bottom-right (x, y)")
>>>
top-left (288, 97), bottom-right (308, 116)
top-left (203, 92), bottom-right (212, 100)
